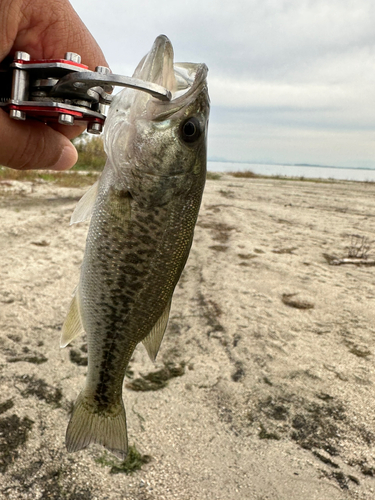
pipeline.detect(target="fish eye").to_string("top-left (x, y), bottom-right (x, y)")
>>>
top-left (180, 117), bottom-right (202, 143)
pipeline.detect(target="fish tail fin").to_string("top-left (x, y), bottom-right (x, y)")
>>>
top-left (65, 392), bottom-right (128, 460)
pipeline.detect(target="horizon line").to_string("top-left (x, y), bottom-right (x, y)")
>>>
top-left (207, 159), bottom-right (375, 172)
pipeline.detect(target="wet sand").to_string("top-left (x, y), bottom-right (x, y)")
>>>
top-left (1, 174), bottom-right (375, 499)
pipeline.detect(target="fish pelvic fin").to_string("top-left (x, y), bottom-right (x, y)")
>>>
top-left (60, 291), bottom-right (85, 348)
top-left (142, 299), bottom-right (172, 362)
top-left (66, 392), bottom-right (128, 460)
top-left (70, 180), bottom-right (99, 225)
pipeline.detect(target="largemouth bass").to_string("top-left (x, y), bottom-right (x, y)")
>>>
top-left (61, 35), bottom-right (209, 459)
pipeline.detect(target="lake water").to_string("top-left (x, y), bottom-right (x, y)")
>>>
top-left (208, 161), bottom-right (375, 182)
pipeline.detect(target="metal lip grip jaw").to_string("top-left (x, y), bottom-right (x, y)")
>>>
top-left (0, 51), bottom-right (171, 134)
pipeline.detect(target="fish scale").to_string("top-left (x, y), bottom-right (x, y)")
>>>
top-left (61, 35), bottom-right (209, 459)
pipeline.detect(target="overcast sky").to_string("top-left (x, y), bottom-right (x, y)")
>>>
top-left (71, 0), bottom-right (375, 168)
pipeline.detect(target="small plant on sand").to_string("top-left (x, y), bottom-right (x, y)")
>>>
top-left (95, 445), bottom-right (151, 474)
top-left (323, 234), bottom-right (375, 266)
top-left (346, 234), bottom-right (371, 259)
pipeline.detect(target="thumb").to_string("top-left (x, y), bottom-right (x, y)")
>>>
top-left (0, 110), bottom-right (78, 170)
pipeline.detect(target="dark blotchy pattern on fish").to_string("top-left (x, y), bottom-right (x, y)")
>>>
top-left (81, 179), bottom-right (203, 409)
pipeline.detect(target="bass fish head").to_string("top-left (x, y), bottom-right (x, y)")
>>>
top-left (103, 35), bottom-right (210, 199)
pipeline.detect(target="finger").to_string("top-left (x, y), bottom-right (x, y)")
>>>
top-left (49, 122), bottom-right (86, 140)
top-left (9, 0), bottom-right (109, 70)
top-left (0, 109), bottom-right (77, 171)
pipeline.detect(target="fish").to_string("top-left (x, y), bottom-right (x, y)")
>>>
top-left (60, 34), bottom-right (209, 459)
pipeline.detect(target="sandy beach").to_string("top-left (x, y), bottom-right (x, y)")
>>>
top-left (1, 173), bottom-right (375, 499)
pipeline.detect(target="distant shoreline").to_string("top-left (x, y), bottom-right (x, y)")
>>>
top-left (207, 161), bottom-right (375, 182)
top-left (208, 159), bottom-right (375, 172)
top-left (206, 171), bottom-right (371, 184)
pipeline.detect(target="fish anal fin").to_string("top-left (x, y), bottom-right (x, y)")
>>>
top-left (70, 180), bottom-right (99, 225)
top-left (60, 292), bottom-right (85, 348)
top-left (142, 300), bottom-right (172, 362)
top-left (66, 392), bottom-right (128, 460)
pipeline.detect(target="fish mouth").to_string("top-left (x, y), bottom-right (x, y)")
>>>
top-left (134, 35), bottom-right (208, 109)
top-left (133, 35), bottom-right (177, 93)
top-left (172, 62), bottom-right (208, 103)
top-left (146, 61), bottom-right (208, 123)
top-left (132, 36), bottom-right (208, 124)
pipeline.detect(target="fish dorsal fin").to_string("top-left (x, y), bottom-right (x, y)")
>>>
top-left (60, 291), bottom-right (85, 348)
top-left (142, 300), bottom-right (172, 362)
top-left (70, 181), bottom-right (99, 225)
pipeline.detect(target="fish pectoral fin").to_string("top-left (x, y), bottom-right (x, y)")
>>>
top-left (70, 180), bottom-right (99, 225)
top-left (60, 292), bottom-right (85, 348)
top-left (142, 299), bottom-right (172, 362)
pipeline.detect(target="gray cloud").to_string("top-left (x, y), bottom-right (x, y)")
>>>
top-left (72, 0), bottom-right (375, 167)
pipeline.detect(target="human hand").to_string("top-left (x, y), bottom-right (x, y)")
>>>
top-left (0, 0), bottom-right (108, 170)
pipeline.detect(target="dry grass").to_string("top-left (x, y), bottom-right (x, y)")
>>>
top-left (346, 234), bottom-right (371, 259)
top-left (230, 170), bottom-right (257, 178)
top-left (229, 170), bottom-right (340, 184)
top-left (206, 172), bottom-right (222, 180)
top-left (0, 167), bottom-right (99, 189)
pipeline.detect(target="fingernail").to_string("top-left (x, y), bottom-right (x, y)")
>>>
top-left (53, 145), bottom-right (78, 171)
